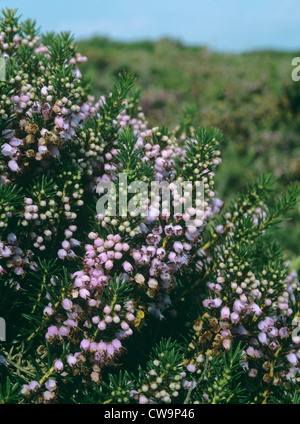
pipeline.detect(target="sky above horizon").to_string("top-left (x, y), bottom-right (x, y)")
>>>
top-left (4, 0), bottom-right (300, 53)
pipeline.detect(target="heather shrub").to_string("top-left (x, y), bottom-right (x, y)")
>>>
top-left (78, 38), bottom-right (300, 257)
top-left (0, 9), bottom-right (300, 404)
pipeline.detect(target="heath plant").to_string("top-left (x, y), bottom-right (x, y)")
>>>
top-left (0, 9), bottom-right (299, 404)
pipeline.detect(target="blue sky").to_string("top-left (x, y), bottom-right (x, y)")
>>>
top-left (4, 0), bottom-right (300, 52)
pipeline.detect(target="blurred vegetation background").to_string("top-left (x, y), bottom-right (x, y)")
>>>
top-left (77, 37), bottom-right (300, 267)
